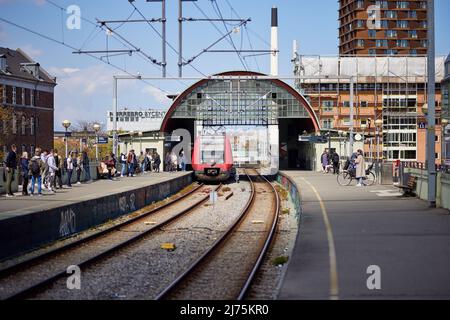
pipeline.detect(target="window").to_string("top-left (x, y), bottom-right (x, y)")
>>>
top-left (30, 90), bottom-right (34, 106)
top-left (342, 118), bottom-right (353, 126)
top-left (30, 116), bottom-right (34, 135)
top-left (360, 101), bottom-right (368, 107)
top-left (385, 30), bottom-right (397, 38)
top-left (396, 39), bottom-right (409, 47)
top-left (322, 100), bottom-right (334, 112)
top-left (408, 30), bottom-right (417, 38)
top-left (12, 87), bottom-right (16, 105)
top-left (410, 49), bottom-right (417, 56)
top-left (376, 39), bottom-right (388, 47)
top-left (356, 39), bottom-right (365, 47)
top-left (369, 49), bottom-right (377, 56)
top-left (368, 30), bottom-right (376, 38)
top-left (397, 20), bottom-right (409, 28)
top-left (385, 11), bottom-right (397, 19)
top-left (12, 114), bottom-right (17, 134)
top-left (408, 10), bottom-right (417, 19)
top-left (380, 20), bottom-right (389, 28)
top-left (322, 119), bottom-right (333, 129)
top-left (21, 87), bottom-right (25, 105)
top-left (376, 1), bottom-right (388, 9)
top-left (386, 49), bottom-right (398, 55)
top-left (21, 115), bottom-right (26, 135)
top-left (343, 101), bottom-right (350, 107)
top-left (0, 84), bottom-right (5, 104)
top-left (396, 1), bottom-right (409, 9)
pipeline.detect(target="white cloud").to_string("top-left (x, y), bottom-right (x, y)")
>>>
top-left (141, 85), bottom-right (171, 105)
top-left (20, 44), bottom-right (43, 60)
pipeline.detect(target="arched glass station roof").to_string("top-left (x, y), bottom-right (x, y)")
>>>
top-left (161, 71), bottom-right (320, 131)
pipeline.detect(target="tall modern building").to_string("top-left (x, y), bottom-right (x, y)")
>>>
top-left (339, 0), bottom-right (428, 56)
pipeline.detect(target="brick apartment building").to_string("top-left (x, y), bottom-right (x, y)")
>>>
top-left (0, 47), bottom-right (56, 160)
top-left (339, 0), bottom-right (428, 56)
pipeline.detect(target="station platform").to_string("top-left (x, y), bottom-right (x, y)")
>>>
top-left (0, 172), bottom-right (192, 261)
top-left (278, 171), bottom-right (450, 300)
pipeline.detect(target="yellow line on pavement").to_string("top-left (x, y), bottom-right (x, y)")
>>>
top-left (301, 177), bottom-right (339, 300)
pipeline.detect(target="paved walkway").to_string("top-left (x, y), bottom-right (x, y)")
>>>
top-left (279, 171), bottom-right (450, 300)
top-left (0, 172), bottom-right (190, 220)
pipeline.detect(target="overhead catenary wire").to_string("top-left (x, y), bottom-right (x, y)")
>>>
top-left (210, 0), bottom-right (248, 71)
top-left (0, 17), bottom-right (170, 95)
top-left (127, 0), bottom-right (208, 78)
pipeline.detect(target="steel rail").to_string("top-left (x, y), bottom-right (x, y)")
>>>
top-left (0, 183), bottom-right (203, 278)
top-left (3, 183), bottom-right (222, 300)
top-left (156, 169), bottom-right (279, 300)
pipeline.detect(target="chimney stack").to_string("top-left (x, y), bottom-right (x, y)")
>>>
top-left (270, 6), bottom-right (278, 76)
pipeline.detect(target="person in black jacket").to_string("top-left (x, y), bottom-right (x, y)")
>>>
top-left (332, 151), bottom-right (340, 174)
top-left (82, 149), bottom-right (91, 182)
top-left (5, 144), bottom-right (17, 197)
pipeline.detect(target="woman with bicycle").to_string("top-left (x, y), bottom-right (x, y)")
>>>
top-left (355, 149), bottom-right (366, 187)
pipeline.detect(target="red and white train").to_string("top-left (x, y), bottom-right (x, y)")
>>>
top-left (191, 134), bottom-right (234, 182)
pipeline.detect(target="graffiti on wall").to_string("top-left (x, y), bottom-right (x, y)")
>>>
top-left (277, 174), bottom-right (301, 220)
top-left (59, 208), bottom-right (76, 237)
top-left (118, 193), bottom-right (136, 213)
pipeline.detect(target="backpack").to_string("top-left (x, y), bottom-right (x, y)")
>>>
top-left (31, 159), bottom-right (40, 176)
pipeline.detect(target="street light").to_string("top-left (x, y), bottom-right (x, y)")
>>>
top-left (62, 120), bottom-right (71, 159)
top-left (138, 131), bottom-right (143, 153)
top-left (93, 123), bottom-right (101, 161)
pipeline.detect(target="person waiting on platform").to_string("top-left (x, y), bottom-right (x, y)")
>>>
top-left (321, 150), bottom-right (332, 173)
top-left (355, 149), bottom-right (366, 187)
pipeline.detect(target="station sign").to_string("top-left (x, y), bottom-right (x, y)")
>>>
top-left (298, 135), bottom-right (328, 143)
top-left (97, 136), bottom-right (109, 144)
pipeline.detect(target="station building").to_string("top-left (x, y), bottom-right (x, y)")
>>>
top-left (0, 47), bottom-right (56, 160)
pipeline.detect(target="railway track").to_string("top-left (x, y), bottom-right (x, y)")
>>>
top-left (155, 169), bottom-right (280, 300)
top-left (0, 182), bottom-right (221, 300)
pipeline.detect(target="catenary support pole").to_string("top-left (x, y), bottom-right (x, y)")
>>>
top-left (426, 0), bottom-right (436, 207)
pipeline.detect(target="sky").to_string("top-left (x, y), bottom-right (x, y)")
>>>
top-left (0, 0), bottom-right (449, 130)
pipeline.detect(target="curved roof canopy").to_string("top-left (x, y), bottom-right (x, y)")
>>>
top-left (160, 71), bottom-right (320, 132)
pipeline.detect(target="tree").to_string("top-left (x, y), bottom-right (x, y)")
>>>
top-left (0, 106), bottom-right (13, 161)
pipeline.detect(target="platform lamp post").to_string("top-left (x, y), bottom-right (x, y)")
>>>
top-left (442, 118), bottom-right (449, 169)
top-left (93, 123), bottom-right (101, 161)
top-left (138, 131), bottom-right (143, 154)
top-left (62, 120), bottom-right (71, 159)
top-left (375, 119), bottom-right (383, 181)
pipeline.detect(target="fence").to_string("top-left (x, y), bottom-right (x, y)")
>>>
top-left (400, 162), bottom-right (450, 211)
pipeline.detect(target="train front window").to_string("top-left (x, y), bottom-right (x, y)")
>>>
top-left (200, 135), bottom-right (225, 164)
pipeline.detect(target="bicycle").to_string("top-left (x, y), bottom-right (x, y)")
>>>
top-left (337, 162), bottom-right (376, 186)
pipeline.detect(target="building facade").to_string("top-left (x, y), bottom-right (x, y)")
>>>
top-left (0, 47), bottom-right (56, 160)
top-left (293, 55), bottom-right (446, 164)
top-left (106, 109), bottom-right (166, 132)
top-left (339, 0), bottom-right (428, 56)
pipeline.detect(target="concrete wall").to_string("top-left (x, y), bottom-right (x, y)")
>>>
top-left (404, 167), bottom-right (450, 211)
top-left (0, 173), bottom-right (192, 261)
top-left (277, 172), bottom-right (302, 221)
